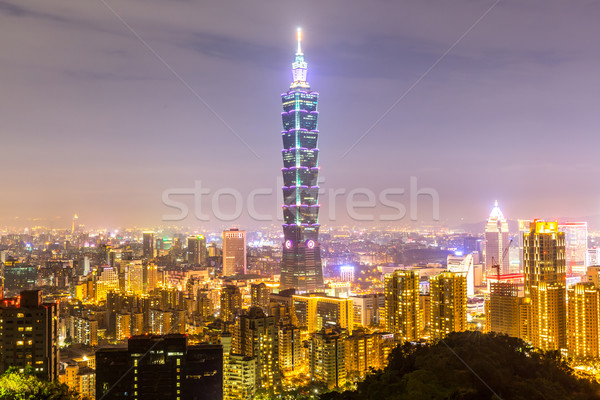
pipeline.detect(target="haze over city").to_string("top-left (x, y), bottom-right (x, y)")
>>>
top-left (2, 0), bottom-right (600, 230)
top-left (5, 2), bottom-right (600, 400)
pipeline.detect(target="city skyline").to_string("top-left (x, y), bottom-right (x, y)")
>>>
top-left (2, 1), bottom-right (600, 229)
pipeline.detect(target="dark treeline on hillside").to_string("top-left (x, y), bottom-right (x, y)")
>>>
top-left (322, 332), bottom-right (600, 400)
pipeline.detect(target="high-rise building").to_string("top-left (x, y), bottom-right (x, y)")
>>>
top-left (0, 290), bottom-right (59, 380)
top-left (351, 293), bottom-right (385, 328)
top-left (429, 272), bottom-right (467, 340)
top-left (559, 222), bottom-right (588, 275)
top-left (220, 285), bottom-right (242, 323)
top-left (485, 282), bottom-right (524, 338)
top-left (567, 282), bottom-right (599, 358)
top-left (96, 335), bottom-right (223, 400)
top-left (115, 313), bottom-right (131, 340)
top-left (223, 333), bottom-right (255, 400)
top-left (146, 263), bottom-right (159, 293)
top-left (223, 229), bottom-right (246, 276)
top-left (142, 232), bottom-right (154, 259)
top-left (518, 219), bottom-right (533, 271)
top-left (131, 313), bottom-right (144, 336)
top-left (187, 235), bottom-right (207, 266)
top-left (524, 221), bottom-right (566, 294)
top-left (250, 283), bottom-right (271, 311)
top-left (279, 28), bottom-right (324, 293)
top-left (124, 260), bottom-right (144, 294)
top-left (524, 220), bottom-right (566, 351)
top-left (484, 201), bottom-right (510, 274)
top-left (278, 324), bottom-right (302, 375)
top-left (383, 270), bottom-right (420, 342)
top-left (71, 316), bottom-right (98, 346)
top-left (293, 294), bottom-right (353, 334)
top-left (95, 266), bottom-right (119, 303)
top-left (2, 259), bottom-right (38, 295)
top-left (233, 307), bottom-right (279, 389)
top-left (72, 214), bottom-right (80, 235)
top-left (310, 328), bottom-right (346, 389)
top-left (149, 309), bottom-right (171, 335)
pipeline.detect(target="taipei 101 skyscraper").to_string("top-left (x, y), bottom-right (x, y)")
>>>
top-left (279, 28), bottom-right (324, 292)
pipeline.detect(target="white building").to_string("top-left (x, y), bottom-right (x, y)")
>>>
top-left (447, 254), bottom-right (475, 296)
top-left (484, 201), bottom-right (510, 275)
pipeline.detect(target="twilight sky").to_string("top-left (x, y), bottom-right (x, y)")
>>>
top-left (1, 0), bottom-right (600, 231)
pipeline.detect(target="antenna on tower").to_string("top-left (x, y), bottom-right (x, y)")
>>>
top-left (296, 27), bottom-right (303, 55)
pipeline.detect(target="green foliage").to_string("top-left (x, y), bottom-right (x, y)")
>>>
top-left (0, 366), bottom-right (85, 400)
top-left (322, 331), bottom-right (600, 400)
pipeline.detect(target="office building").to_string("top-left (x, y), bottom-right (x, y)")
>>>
top-left (279, 29), bottom-right (324, 292)
top-left (0, 289), bottom-right (59, 380)
top-left (143, 232), bottom-right (154, 259)
top-left (96, 335), bottom-right (223, 400)
top-left (187, 235), bottom-right (207, 266)
top-left (559, 222), bottom-right (588, 275)
top-left (484, 201), bottom-right (510, 274)
top-left (383, 270), bottom-right (420, 341)
top-left (2, 259), bottom-right (38, 295)
top-left (524, 221), bottom-right (566, 351)
top-left (223, 229), bottom-right (246, 276)
top-left (524, 220), bottom-right (566, 294)
top-left (447, 254), bottom-right (474, 296)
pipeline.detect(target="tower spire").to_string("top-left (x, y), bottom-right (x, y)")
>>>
top-left (291, 28), bottom-right (309, 88)
top-left (296, 27), bottom-right (303, 55)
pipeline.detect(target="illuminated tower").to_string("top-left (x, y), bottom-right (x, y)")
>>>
top-left (524, 220), bottom-right (566, 351)
top-left (484, 201), bottom-right (509, 274)
top-left (280, 28), bottom-right (324, 292)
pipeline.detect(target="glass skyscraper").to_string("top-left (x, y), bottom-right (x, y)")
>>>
top-left (279, 29), bottom-right (324, 292)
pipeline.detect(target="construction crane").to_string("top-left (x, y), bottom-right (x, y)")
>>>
top-left (490, 239), bottom-right (513, 280)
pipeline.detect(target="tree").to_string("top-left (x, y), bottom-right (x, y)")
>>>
top-left (0, 366), bottom-right (87, 400)
top-left (322, 331), bottom-right (600, 400)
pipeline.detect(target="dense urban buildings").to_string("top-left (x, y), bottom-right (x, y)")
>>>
top-left (2, 19), bottom-right (600, 400)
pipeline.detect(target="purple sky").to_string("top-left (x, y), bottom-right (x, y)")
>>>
top-left (1, 0), bottom-right (600, 230)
